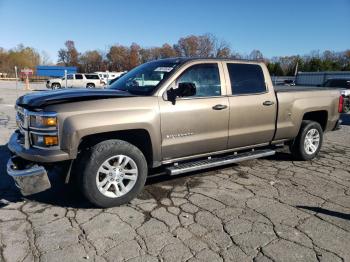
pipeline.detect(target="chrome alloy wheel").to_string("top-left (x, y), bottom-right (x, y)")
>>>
top-left (96, 155), bottom-right (138, 198)
top-left (304, 128), bottom-right (320, 155)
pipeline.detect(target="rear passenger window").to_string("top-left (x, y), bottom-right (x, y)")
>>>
top-left (177, 64), bottom-right (221, 97)
top-left (227, 64), bottom-right (266, 95)
top-left (85, 74), bottom-right (99, 79)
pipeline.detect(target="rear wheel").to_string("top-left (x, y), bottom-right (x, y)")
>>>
top-left (51, 83), bottom-right (61, 90)
top-left (289, 120), bottom-right (323, 160)
top-left (78, 139), bottom-right (147, 207)
top-left (86, 83), bottom-right (95, 88)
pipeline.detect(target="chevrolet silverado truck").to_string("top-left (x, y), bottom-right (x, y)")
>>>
top-left (7, 58), bottom-right (345, 207)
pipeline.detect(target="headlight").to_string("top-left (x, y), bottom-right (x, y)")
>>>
top-left (30, 115), bottom-right (57, 128)
top-left (31, 133), bottom-right (59, 147)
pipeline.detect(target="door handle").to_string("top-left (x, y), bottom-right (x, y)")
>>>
top-left (212, 104), bottom-right (228, 110)
top-left (263, 101), bottom-right (275, 106)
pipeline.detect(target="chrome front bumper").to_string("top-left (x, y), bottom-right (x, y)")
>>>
top-left (7, 156), bottom-right (51, 196)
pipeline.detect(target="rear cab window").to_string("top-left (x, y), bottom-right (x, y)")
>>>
top-left (226, 63), bottom-right (266, 95)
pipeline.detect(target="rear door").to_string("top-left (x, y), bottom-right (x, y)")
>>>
top-left (159, 62), bottom-right (229, 160)
top-left (224, 63), bottom-right (277, 148)
top-left (73, 74), bottom-right (84, 87)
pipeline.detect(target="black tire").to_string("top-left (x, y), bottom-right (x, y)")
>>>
top-left (289, 120), bottom-right (323, 161)
top-left (78, 139), bottom-right (147, 208)
top-left (51, 83), bottom-right (61, 90)
top-left (86, 83), bottom-right (95, 88)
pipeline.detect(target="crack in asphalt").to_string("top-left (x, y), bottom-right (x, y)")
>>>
top-left (0, 114), bottom-right (350, 261)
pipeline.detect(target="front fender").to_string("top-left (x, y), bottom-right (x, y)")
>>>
top-left (60, 108), bottom-right (161, 164)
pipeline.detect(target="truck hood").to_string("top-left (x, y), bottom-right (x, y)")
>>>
top-left (16, 89), bottom-right (135, 109)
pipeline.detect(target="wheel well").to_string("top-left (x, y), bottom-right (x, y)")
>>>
top-left (78, 129), bottom-right (153, 165)
top-left (86, 83), bottom-right (95, 86)
top-left (302, 111), bottom-right (328, 130)
top-left (51, 82), bottom-right (60, 86)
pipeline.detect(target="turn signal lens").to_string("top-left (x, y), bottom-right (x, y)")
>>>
top-left (44, 117), bottom-right (57, 126)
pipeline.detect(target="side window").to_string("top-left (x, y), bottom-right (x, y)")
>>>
top-left (75, 74), bottom-right (83, 79)
top-left (177, 64), bottom-right (221, 97)
top-left (85, 74), bottom-right (99, 79)
top-left (67, 74), bottom-right (73, 80)
top-left (227, 63), bottom-right (266, 95)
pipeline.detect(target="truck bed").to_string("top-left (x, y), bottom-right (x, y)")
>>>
top-left (274, 85), bottom-right (337, 92)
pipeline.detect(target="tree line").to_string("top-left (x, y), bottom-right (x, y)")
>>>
top-left (1, 34), bottom-right (350, 77)
top-left (57, 34), bottom-right (233, 72)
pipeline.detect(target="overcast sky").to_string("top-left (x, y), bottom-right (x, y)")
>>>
top-left (1, 0), bottom-right (349, 62)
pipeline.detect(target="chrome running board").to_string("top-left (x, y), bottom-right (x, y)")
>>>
top-left (166, 149), bottom-right (275, 176)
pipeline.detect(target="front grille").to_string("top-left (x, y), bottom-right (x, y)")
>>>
top-left (15, 106), bottom-right (30, 149)
top-left (16, 106), bottom-right (25, 128)
top-left (17, 111), bottom-right (24, 125)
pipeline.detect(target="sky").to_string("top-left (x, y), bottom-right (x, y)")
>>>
top-left (0, 0), bottom-right (349, 63)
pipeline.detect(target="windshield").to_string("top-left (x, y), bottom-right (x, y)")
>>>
top-left (109, 60), bottom-right (182, 95)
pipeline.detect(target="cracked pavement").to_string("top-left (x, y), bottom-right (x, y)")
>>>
top-left (1, 84), bottom-right (350, 262)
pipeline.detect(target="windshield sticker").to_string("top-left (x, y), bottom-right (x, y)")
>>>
top-left (154, 67), bottom-right (174, 72)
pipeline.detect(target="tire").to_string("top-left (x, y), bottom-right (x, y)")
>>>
top-left (51, 83), bottom-right (61, 90)
top-left (289, 120), bottom-right (323, 161)
top-left (86, 83), bottom-right (95, 88)
top-left (78, 139), bottom-right (148, 208)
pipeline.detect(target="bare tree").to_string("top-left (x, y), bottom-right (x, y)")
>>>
top-left (249, 50), bottom-right (264, 60)
top-left (159, 44), bottom-right (176, 58)
top-left (58, 40), bottom-right (79, 66)
top-left (107, 45), bottom-right (129, 71)
top-left (80, 50), bottom-right (103, 72)
top-left (128, 43), bottom-right (141, 70)
top-left (40, 51), bottom-right (52, 65)
top-left (176, 35), bottom-right (200, 57)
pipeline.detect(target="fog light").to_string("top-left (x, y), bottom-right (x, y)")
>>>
top-left (44, 136), bottom-right (58, 146)
top-left (31, 134), bottom-right (58, 147)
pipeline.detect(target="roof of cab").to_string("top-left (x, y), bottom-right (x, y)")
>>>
top-left (156, 57), bottom-right (264, 64)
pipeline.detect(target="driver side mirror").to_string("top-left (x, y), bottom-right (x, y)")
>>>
top-left (167, 82), bottom-right (196, 104)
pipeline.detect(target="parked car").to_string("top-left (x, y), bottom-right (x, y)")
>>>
top-left (108, 72), bottom-right (127, 85)
top-left (46, 73), bottom-right (104, 89)
top-left (8, 58), bottom-right (345, 207)
top-left (95, 71), bottom-right (127, 85)
top-left (321, 78), bottom-right (350, 112)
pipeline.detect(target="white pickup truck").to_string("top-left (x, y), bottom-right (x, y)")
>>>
top-left (46, 73), bottom-right (104, 89)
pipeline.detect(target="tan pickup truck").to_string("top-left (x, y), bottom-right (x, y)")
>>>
top-left (7, 58), bottom-right (346, 207)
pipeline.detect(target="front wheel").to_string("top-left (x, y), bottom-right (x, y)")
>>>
top-left (289, 120), bottom-right (323, 160)
top-left (78, 139), bottom-right (147, 207)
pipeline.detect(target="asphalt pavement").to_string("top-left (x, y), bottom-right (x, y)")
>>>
top-left (0, 81), bottom-right (350, 262)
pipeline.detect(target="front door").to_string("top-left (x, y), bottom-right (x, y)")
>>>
top-left (159, 63), bottom-right (229, 161)
top-left (66, 74), bottom-right (74, 88)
